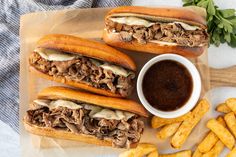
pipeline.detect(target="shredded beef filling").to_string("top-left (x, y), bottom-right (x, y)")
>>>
top-left (25, 104), bottom-right (144, 148)
top-left (105, 19), bottom-right (209, 47)
top-left (29, 52), bottom-right (134, 97)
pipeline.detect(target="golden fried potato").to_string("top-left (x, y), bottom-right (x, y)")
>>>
top-left (227, 147), bottom-right (236, 157)
top-left (225, 112), bottom-right (236, 138)
top-left (216, 103), bottom-right (231, 113)
top-left (151, 112), bottom-right (191, 129)
top-left (171, 99), bottom-right (210, 148)
top-left (119, 143), bottom-right (157, 157)
top-left (119, 150), bottom-right (135, 157)
top-left (207, 119), bottom-right (235, 149)
top-left (148, 150), bottom-right (159, 157)
top-left (198, 116), bottom-right (226, 153)
top-left (159, 150), bottom-right (191, 157)
top-left (226, 98), bottom-right (236, 113)
top-left (192, 148), bottom-right (202, 157)
top-left (202, 140), bottom-right (224, 157)
top-left (156, 122), bottom-right (181, 140)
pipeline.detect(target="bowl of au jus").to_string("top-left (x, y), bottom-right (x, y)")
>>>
top-left (137, 54), bottom-right (201, 118)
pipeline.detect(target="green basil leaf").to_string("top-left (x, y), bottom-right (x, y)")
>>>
top-left (219, 9), bottom-right (235, 18)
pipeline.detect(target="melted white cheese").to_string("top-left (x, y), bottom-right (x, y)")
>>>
top-left (173, 22), bottom-right (200, 31)
top-left (92, 109), bottom-right (134, 120)
top-left (49, 100), bottom-right (82, 109)
top-left (84, 104), bottom-right (102, 116)
top-left (149, 40), bottom-right (178, 46)
top-left (110, 17), bottom-right (200, 30)
top-left (34, 99), bottom-right (134, 120)
top-left (35, 48), bottom-right (131, 77)
top-left (110, 17), bottom-right (155, 27)
top-left (100, 63), bottom-right (129, 77)
top-left (35, 48), bottom-right (77, 61)
top-left (33, 99), bottom-right (51, 107)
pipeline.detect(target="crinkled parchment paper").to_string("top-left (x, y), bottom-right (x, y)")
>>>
top-left (20, 7), bottom-right (210, 157)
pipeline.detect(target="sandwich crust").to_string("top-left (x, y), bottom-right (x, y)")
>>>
top-left (106, 6), bottom-right (206, 27)
top-left (36, 34), bottom-right (136, 71)
top-left (23, 120), bottom-right (138, 148)
top-left (37, 86), bottom-right (149, 117)
top-left (103, 30), bottom-right (206, 57)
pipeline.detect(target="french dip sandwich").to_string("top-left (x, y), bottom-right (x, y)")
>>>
top-left (29, 34), bottom-right (136, 97)
top-left (103, 6), bottom-right (209, 57)
top-left (23, 87), bottom-right (148, 148)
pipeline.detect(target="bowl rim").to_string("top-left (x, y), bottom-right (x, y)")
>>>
top-left (137, 54), bottom-right (201, 118)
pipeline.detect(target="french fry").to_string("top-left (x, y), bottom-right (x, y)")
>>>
top-left (159, 150), bottom-right (191, 157)
top-left (156, 122), bottom-right (181, 140)
top-left (151, 112), bottom-right (191, 129)
top-left (207, 119), bottom-right (235, 149)
top-left (216, 103), bottom-right (231, 113)
top-left (119, 143), bottom-right (157, 157)
top-left (192, 148), bottom-right (202, 157)
top-left (119, 150), bottom-right (135, 157)
top-left (225, 112), bottom-right (236, 138)
top-left (226, 98), bottom-right (236, 113)
top-left (171, 99), bottom-right (210, 148)
top-left (201, 140), bottom-right (224, 157)
top-left (227, 147), bottom-right (236, 157)
top-left (148, 150), bottom-right (159, 157)
top-left (197, 116), bottom-right (226, 153)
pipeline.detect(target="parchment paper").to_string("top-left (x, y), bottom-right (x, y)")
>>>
top-left (20, 8), bottom-right (211, 157)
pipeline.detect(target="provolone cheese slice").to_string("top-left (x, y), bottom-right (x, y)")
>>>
top-left (34, 99), bottom-right (134, 120)
top-left (33, 99), bottom-right (50, 107)
top-left (110, 17), bottom-right (200, 30)
top-left (84, 104), bottom-right (102, 116)
top-left (92, 108), bottom-right (134, 120)
top-left (173, 22), bottom-right (200, 31)
top-left (35, 48), bottom-right (77, 61)
top-left (49, 100), bottom-right (82, 109)
top-left (149, 40), bottom-right (178, 46)
top-left (100, 63), bottom-right (129, 77)
top-left (110, 17), bottom-right (155, 27)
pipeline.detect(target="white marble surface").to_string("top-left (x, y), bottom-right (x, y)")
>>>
top-left (1, 1), bottom-right (236, 157)
top-left (0, 120), bottom-right (19, 156)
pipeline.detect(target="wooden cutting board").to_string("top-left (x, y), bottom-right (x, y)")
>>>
top-left (210, 66), bottom-right (236, 87)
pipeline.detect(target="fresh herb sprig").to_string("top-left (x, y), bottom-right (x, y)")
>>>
top-left (183, 0), bottom-right (236, 47)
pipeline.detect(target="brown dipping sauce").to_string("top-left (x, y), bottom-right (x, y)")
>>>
top-left (142, 60), bottom-right (193, 111)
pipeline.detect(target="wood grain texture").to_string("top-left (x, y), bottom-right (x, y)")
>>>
top-left (210, 66), bottom-right (236, 88)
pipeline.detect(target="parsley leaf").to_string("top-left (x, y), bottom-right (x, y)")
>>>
top-left (182, 0), bottom-right (236, 47)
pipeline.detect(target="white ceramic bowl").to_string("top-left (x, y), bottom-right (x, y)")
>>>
top-left (137, 54), bottom-right (201, 118)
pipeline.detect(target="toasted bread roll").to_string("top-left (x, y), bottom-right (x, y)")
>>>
top-left (23, 86), bottom-right (148, 148)
top-left (29, 34), bottom-right (136, 97)
top-left (103, 6), bottom-right (208, 57)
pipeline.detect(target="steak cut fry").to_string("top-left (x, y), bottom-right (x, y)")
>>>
top-left (151, 112), bottom-right (191, 129)
top-left (226, 98), bottom-right (236, 113)
top-left (216, 103), bottom-right (231, 113)
top-left (171, 99), bottom-right (209, 148)
top-left (201, 140), bottom-right (224, 157)
top-left (224, 112), bottom-right (236, 138)
top-left (207, 118), bottom-right (235, 149)
top-left (159, 150), bottom-right (191, 157)
top-left (198, 116), bottom-right (226, 153)
top-left (156, 122), bottom-right (181, 140)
